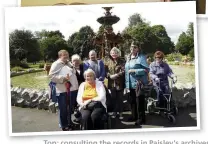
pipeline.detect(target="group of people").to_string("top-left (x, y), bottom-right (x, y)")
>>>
top-left (48, 41), bottom-right (177, 131)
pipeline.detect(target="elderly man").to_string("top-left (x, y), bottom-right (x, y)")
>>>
top-left (48, 50), bottom-right (79, 131)
top-left (83, 50), bottom-right (106, 82)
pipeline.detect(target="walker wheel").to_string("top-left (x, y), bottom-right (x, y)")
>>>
top-left (173, 107), bottom-right (178, 115)
top-left (167, 114), bottom-right (176, 124)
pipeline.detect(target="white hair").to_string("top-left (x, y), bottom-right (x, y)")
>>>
top-left (110, 47), bottom-right (121, 57)
top-left (71, 54), bottom-right (81, 61)
top-left (84, 69), bottom-right (96, 79)
top-left (89, 50), bottom-right (97, 56)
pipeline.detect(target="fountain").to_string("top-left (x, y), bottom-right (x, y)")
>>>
top-left (93, 7), bottom-right (124, 59)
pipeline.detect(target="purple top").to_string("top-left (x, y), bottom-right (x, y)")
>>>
top-left (149, 61), bottom-right (174, 84)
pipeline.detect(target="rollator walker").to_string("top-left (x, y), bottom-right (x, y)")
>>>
top-left (146, 78), bottom-right (178, 124)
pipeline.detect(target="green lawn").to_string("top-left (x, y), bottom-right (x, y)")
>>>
top-left (11, 65), bottom-right (195, 90)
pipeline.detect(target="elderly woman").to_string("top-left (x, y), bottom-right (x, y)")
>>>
top-left (125, 41), bottom-right (149, 125)
top-left (71, 54), bottom-right (85, 86)
top-left (106, 47), bottom-right (125, 119)
top-left (76, 69), bottom-right (107, 130)
top-left (149, 51), bottom-right (177, 107)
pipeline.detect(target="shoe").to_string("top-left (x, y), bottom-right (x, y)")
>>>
top-left (62, 126), bottom-right (71, 131)
top-left (119, 113), bottom-right (124, 120)
top-left (127, 116), bottom-right (136, 122)
top-left (111, 112), bottom-right (116, 118)
top-left (135, 119), bottom-right (146, 125)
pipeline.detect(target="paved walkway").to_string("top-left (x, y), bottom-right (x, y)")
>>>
top-left (12, 106), bottom-right (197, 133)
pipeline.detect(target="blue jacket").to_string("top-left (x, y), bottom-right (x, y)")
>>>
top-left (83, 59), bottom-right (106, 81)
top-left (125, 53), bottom-right (149, 89)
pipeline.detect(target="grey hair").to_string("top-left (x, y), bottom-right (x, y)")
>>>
top-left (84, 69), bottom-right (96, 79)
top-left (71, 54), bottom-right (81, 61)
top-left (58, 49), bottom-right (68, 57)
top-left (89, 50), bottom-right (97, 56)
top-left (110, 47), bottom-right (121, 57)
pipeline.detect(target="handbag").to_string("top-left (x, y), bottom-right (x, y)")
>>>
top-left (86, 101), bottom-right (102, 111)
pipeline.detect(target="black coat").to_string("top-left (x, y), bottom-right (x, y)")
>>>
top-left (75, 64), bottom-right (85, 85)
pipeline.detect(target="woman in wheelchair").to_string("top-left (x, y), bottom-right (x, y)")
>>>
top-left (149, 51), bottom-right (177, 107)
top-left (76, 69), bottom-right (107, 130)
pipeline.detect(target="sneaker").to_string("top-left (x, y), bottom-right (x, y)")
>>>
top-left (119, 113), bottom-right (124, 120)
top-left (111, 112), bottom-right (116, 118)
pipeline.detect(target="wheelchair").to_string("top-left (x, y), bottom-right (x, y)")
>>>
top-left (72, 105), bottom-right (112, 130)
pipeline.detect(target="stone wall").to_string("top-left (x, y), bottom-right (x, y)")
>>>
top-left (11, 69), bottom-right (44, 77)
top-left (10, 83), bottom-right (196, 113)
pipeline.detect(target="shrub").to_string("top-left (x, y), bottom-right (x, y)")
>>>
top-left (188, 48), bottom-right (195, 60)
top-left (165, 53), bottom-right (183, 62)
top-left (39, 64), bottom-right (44, 68)
top-left (10, 60), bottom-right (29, 68)
top-left (10, 60), bottom-right (22, 68)
top-left (19, 62), bottom-right (30, 68)
top-left (11, 66), bottom-right (24, 72)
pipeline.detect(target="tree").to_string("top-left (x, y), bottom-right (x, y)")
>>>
top-left (40, 36), bottom-right (68, 61)
top-left (121, 13), bottom-right (174, 55)
top-left (175, 22), bottom-right (194, 55)
top-left (125, 23), bottom-right (158, 54)
top-left (151, 25), bottom-right (175, 54)
top-left (175, 32), bottom-right (192, 55)
top-left (67, 25), bottom-right (95, 58)
top-left (186, 22), bottom-right (194, 38)
top-left (9, 29), bottom-right (41, 62)
top-left (128, 13), bottom-right (145, 27)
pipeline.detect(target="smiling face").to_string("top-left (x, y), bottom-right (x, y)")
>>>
top-left (85, 72), bottom-right (95, 84)
top-left (110, 50), bottom-right (119, 59)
top-left (89, 52), bottom-right (96, 61)
top-left (72, 59), bottom-right (80, 67)
top-left (59, 51), bottom-right (69, 63)
top-left (130, 45), bottom-right (139, 55)
top-left (155, 56), bottom-right (162, 63)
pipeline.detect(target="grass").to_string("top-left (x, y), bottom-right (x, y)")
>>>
top-left (11, 71), bottom-right (49, 89)
top-left (10, 65), bottom-right (195, 90)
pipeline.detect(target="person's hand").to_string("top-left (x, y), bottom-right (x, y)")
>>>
top-left (125, 88), bottom-right (130, 93)
top-left (173, 76), bottom-right (177, 83)
top-left (63, 74), bottom-right (70, 82)
top-left (110, 74), bottom-right (118, 80)
top-left (83, 99), bottom-right (91, 106)
top-left (128, 69), bottom-right (136, 73)
top-left (155, 78), bottom-right (160, 83)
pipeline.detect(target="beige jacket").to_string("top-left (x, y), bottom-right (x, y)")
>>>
top-left (48, 59), bottom-right (78, 93)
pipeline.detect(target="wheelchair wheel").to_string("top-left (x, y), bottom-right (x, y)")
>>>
top-left (167, 114), bottom-right (176, 124)
top-left (107, 115), bottom-right (111, 129)
top-left (147, 98), bottom-right (155, 115)
top-left (147, 104), bottom-right (154, 115)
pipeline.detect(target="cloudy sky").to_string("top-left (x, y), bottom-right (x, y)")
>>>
top-left (5, 1), bottom-right (196, 44)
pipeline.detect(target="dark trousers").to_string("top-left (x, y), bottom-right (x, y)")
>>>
top-left (80, 105), bottom-right (106, 130)
top-left (154, 83), bottom-right (170, 107)
top-left (57, 92), bottom-right (70, 129)
top-left (110, 88), bottom-right (123, 113)
top-left (57, 91), bottom-right (78, 128)
top-left (129, 89), bottom-right (145, 120)
top-left (70, 90), bottom-right (78, 111)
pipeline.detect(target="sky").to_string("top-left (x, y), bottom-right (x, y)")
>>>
top-left (5, 1), bottom-right (196, 44)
